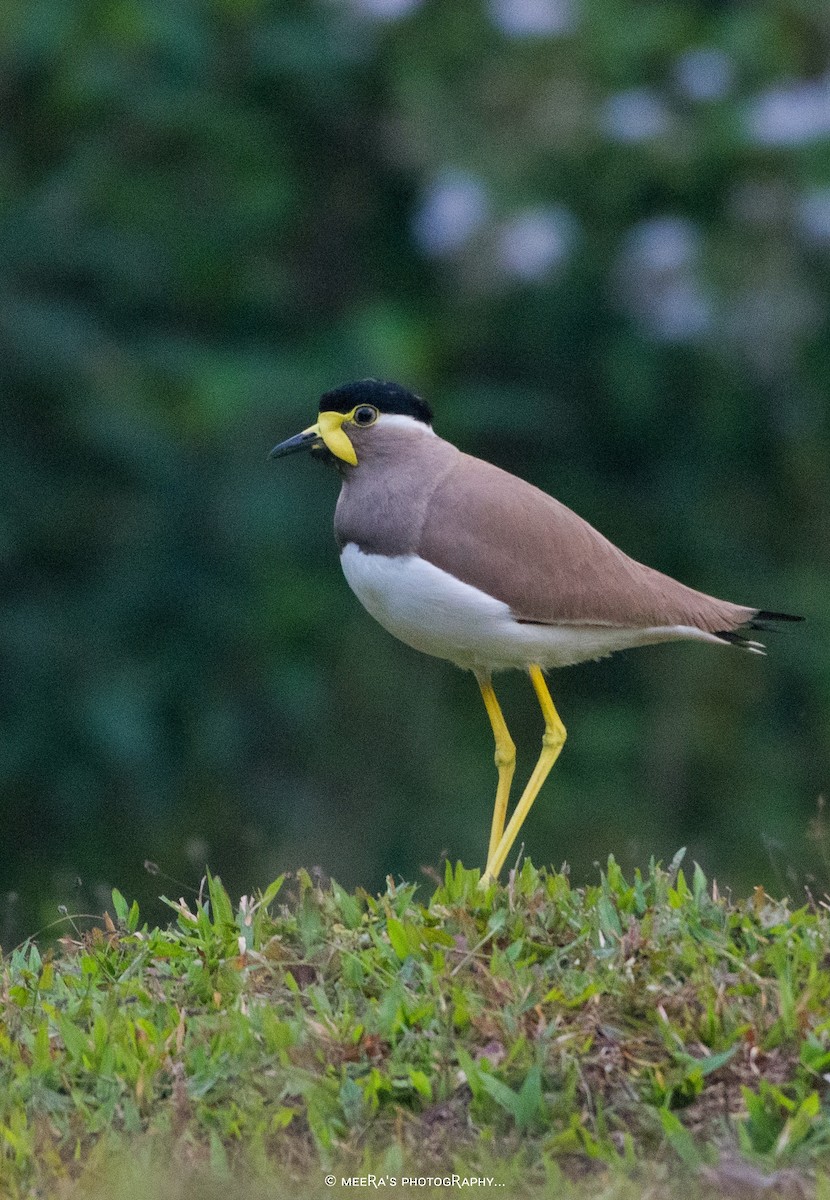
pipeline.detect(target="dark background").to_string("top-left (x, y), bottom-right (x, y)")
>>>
top-left (2, 0), bottom-right (829, 943)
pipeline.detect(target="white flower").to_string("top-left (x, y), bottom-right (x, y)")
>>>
top-left (674, 48), bottom-right (734, 102)
top-left (648, 281), bottom-right (712, 341)
top-left (746, 78), bottom-right (830, 147)
top-left (615, 216), bottom-right (710, 342)
top-left (349, 0), bottom-right (422, 19)
top-left (624, 216), bottom-right (700, 272)
top-left (497, 207), bottom-right (577, 281)
top-left (411, 171), bottom-right (490, 257)
top-left (601, 89), bottom-right (671, 143)
top-left (798, 188), bottom-right (830, 243)
top-left (488, 0), bottom-right (575, 38)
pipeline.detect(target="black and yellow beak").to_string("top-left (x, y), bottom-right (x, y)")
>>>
top-left (269, 429), bottom-right (321, 458)
top-left (269, 411), bottom-right (358, 467)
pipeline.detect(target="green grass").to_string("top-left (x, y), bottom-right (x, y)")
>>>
top-left (2, 854), bottom-right (830, 1199)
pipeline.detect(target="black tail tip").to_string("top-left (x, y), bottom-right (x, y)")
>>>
top-left (751, 610), bottom-right (804, 628)
top-left (714, 609), bottom-right (803, 652)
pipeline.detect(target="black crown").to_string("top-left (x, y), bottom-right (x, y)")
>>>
top-left (319, 380), bottom-right (433, 425)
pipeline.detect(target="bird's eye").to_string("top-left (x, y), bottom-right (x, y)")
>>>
top-left (353, 405), bottom-right (378, 427)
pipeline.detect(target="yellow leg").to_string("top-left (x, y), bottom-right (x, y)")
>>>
top-left (476, 673), bottom-right (517, 873)
top-left (482, 665), bottom-right (566, 884)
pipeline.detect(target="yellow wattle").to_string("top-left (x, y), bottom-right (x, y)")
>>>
top-left (305, 410), bottom-right (358, 466)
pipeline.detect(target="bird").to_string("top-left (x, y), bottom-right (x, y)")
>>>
top-left (270, 379), bottom-right (801, 884)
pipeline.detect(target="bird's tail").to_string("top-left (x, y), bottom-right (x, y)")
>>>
top-left (714, 609), bottom-right (804, 654)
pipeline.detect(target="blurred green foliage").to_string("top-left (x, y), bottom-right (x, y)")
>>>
top-left (1, 0), bottom-right (828, 941)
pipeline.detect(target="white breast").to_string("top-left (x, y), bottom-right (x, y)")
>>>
top-left (339, 544), bottom-right (723, 672)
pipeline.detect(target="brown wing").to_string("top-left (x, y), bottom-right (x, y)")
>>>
top-left (417, 452), bottom-right (756, 633)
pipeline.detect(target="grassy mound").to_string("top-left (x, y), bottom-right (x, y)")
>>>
top-left (2, 854), bottom-right (830, 1198)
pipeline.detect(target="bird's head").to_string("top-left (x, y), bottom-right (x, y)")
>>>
top-left (269, 380), bottom-right (434, 469)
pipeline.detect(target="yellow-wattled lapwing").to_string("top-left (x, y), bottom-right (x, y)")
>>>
top-left (271, 380), bottom-right (801, 883)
